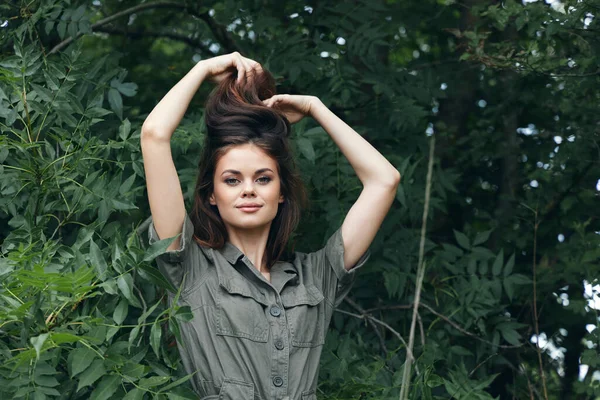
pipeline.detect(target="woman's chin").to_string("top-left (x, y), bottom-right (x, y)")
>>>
top-left (227, 219), bottom-right (274, 231)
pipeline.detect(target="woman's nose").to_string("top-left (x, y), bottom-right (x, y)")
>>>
top-left (241, 181), bottom-right (256, 197)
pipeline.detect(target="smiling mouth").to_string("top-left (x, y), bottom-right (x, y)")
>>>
top-left (237, 206), bottom-right (262, 212)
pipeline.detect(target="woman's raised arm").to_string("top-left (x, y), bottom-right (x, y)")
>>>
top-left (141, 52), bottom-right (263, 251)
top-left (309, 98), bottom-right (400, 269)
top-left (263, 94), bottom-right (401, 270)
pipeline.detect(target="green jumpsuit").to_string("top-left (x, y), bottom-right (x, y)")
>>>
top-left (148, 212), bottom-right (371, 399)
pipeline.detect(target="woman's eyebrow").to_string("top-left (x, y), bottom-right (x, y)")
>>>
top-left (220, 168), bottom-right (274, 176)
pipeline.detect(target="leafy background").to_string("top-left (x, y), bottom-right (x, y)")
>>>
top-left (0, 0), bottom-right (599, 399)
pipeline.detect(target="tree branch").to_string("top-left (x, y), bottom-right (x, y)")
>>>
top-left (399, 136), bottom-right (435, 400)
top-left (193, 10), bottom-right (241, 55)
top-left (93, 25), bottom-right (215, 56)
top-left (341, 298), bottom-right (411, 360)
top-left (335, 309), bottom-right (412, 360)
top-left (50, 2), bottom-right (184, 54)
top-left (49, 1), bottom-right (242, 55)
top-left (343, 297), bottom-right (388, 357)
top-left (541, 161), bottom-right (594, 222)
top-left (530, 208), bottom-right (549, 400)
top-left (419, 302), bottom-right (521, 349)
top-left (359, 301), bottom-right (523, 350)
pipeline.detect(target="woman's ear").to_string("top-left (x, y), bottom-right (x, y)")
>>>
top-left (279, 193), bottom-right (284, 203)
top-left (209, 193), bottom-right (216, 205)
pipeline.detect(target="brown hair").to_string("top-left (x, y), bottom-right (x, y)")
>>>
top-left (190, 67), bottom-right (308, 269)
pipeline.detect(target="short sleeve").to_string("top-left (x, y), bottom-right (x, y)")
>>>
top-left (307, 226), bottom-right (371, 308)
top-left (147, 212), bottom-right (195, 289)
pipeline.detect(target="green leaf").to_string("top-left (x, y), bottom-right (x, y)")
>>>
top-left (174, 306), bottom-right (193, 322)
top-left (45, 20), bottom-right (55, 35)
top-left (34, 374), bottom-right (60, 387)
top-left (89, 374), bottom-right (120, 400)
top-left (169, 318), bottom-right (183, 344)
top-left (450, 345), bottom-right (473, 356)
top-left (383, 270), bottom-right (406, 299)
top-left (510, 273), bottom-right (532, 285)
top-left (43, 70), bottom-right (60, 91)
top-left (50, 332), bottom-right (81, 344)
top-left (166, 393), bottom-right (197, 400)
top-left (56, 20), bottom-right (68, 39)
top-left (123, 388), bottom-right (145, 400)
top-left (498, 326), bottom-right (521, 346)
top-left (143, 235), bottom-right (179, 262)
top-left (30, 83), bottom-right (53, 102)
top-left (150, 321), bottom-right (162, 359)
top-left (478, 260), bottom-right (488, 275)
top-left (137, 263), bottom-right (177, 293)
top-left (66, 20), bottom-right (77, 38)
top-left (128, 325), bottom-right (141, 351)
top-left (77, 359), bottom-right (106, 391)
top-left (426, 374), bottom-right (444, 388)
top-left (138, 298), bottom-right (163, 324)
top-left (116, 82), bottom-right (138, 97)
top-left (100, 278), bottom-right (118, 295)
top-left (459, 52), bottom-right (471, 61)
top-left (30, 333), bottom-right (50, 361)
top-left (113, 298), bottom-right (129, 325)
top-left (473, 229), bottom-right (492, 246)
top-left (111, 199), bottom-right (138, 210)
top-left (492, 249), bottom-right (504, 277)
top-left (68, 347), bottom-right (96, 378)
top-left (453, 230), bottom-right (470, 250)
top-left (119, 118), bottom-right (131, 141)
top-left (473, 373), bottom-right (500, 390)
top-left (503, 277), bottom-right (515, 301)
top-left (117, 273), bottom-right (142, 308)
top-left (56, 109), bottom-right (79, 127)
top-left (87, 107), bottom-right (112, 117)
top-left (467, 258), bottom-right (477, 275)
top-left (121, 362), bottom-right (147, 379)
top-left (158, 372), bottom-right (196, 392)
top-left (71, 5), bottom-right (86, 21)
top-left (297, 138), bottom-right (315, 162)
top-left (89, 239), bottom-right (108, 280)
top-left (119, 173), bottom-right (136, 195)
top-left (108, 88), bottom-right (123, 119)
top-left (396, 185), bottom-right (406, 207)
top-left (503, 253), bottom-right (515, 277)
top-left (139, 376), bottom-right (170, 389)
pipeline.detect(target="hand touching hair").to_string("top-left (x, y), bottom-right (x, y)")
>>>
top-left (190, 53), bottom-right (308, 268)
top-left (204, 64), bottom-right (293, 142)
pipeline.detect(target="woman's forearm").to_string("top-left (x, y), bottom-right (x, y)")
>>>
top-left (141, 62), bottom-right (209, 142)
top-left (309, 98), bottom-right (401, 187)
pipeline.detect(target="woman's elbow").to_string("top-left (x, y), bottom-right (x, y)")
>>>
top-left (383, 170), bottom-right (401, 188)
top-left (365, 170), bottom-right (401, 191)
top-left (392, 170), bottom-right (401, 186)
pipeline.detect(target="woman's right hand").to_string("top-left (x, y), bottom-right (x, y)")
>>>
top-left (200, 52), bottom-right (263, 84)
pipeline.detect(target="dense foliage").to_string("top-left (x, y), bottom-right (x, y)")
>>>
top-left (1, 0), bottom-right (599, 399)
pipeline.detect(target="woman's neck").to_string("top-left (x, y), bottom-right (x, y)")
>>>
top-left (226, 224), bottom-right (271, 273)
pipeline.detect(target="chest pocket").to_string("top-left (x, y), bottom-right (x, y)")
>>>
top-left (216, 275), bottom-right (269, 342)
top-left (281, 284), bottom-right (325, 347)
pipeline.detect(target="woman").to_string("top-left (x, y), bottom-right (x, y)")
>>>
top-left (141, 52), bottom-right (400, 399)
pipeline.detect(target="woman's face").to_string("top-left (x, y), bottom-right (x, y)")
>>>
top-left (210, 143), bottom-right (284, 232)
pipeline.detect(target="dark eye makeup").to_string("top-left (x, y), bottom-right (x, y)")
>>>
top-left (224, 176), bottom-right (272, 185)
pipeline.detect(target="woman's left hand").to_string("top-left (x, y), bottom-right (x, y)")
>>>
top-left (262, 94), bottom-right (318, 124)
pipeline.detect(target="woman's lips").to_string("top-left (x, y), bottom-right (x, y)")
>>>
top-left (238, 206), bottom-right (262, 213)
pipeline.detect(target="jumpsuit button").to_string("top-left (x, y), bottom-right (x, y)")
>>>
top-left (273, 376), bottom-right (284, 387)
top-left (274, 339), bottom-right (284, 350)
top-left (270, 305), bottom-right (281, 317)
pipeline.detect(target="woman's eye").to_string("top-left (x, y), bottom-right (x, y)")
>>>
top-left (224, 177), bottom-right (270, 185)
